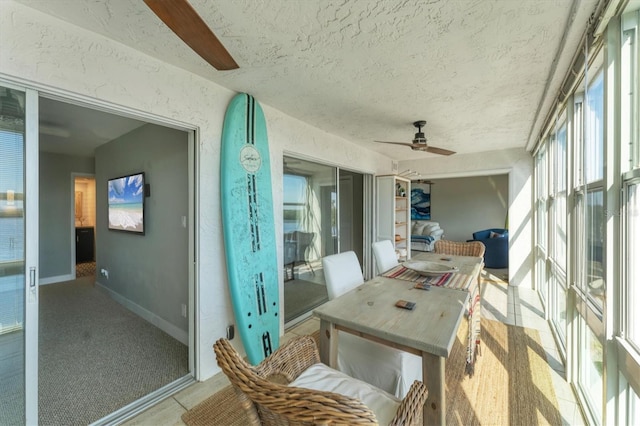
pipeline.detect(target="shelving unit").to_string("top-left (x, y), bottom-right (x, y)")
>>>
top-left (375, 175), bottom-right (411, 261)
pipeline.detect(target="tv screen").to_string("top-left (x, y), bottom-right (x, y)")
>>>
top-left (108, 172), bottom-right (145, 234)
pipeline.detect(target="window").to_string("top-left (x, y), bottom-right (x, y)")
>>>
top-left (554, 120), bottom-right (568, 271)
top-left (621, 9), bottom-right (640, 355)
top-left (585, 189), bottom-right (605, 311)
top-left (535, 7), bottom-right (640, 425)
top-left (578, 317), bottom-right (604, 424)
top-left (621, 19), bottom-right (638, 171)
top-left (549, 117), bottom-right (568, 342)
top-left (535, 146), bottom-right (548, 302)
top-left (536, 145), bottom-right (548, 252)
top-left (573, 58), bottom-right (606, 424)
top-left (585, 72), bottom-right (604, 184)
top-left (618, 372), bottom-right (640, 425)
top-left (578, 68), bottom-right (605, 312)
top-left (624, 180), bottom-right (640, 349)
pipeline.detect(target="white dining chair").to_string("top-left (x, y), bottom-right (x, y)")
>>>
top-left (322, 251), bottom-right (364, 299)
top-left (372, 239), bottom-right (400, 274)
top-left (321, 251), bottom-right (422, 398)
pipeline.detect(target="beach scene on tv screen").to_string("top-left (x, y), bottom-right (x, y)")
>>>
top-left (108, 173), bottom-right (144, 232)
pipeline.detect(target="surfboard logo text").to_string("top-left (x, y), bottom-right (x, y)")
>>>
top-left (240, 145), bottom-right (262, 173)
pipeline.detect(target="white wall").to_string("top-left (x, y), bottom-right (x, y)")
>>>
top-left (0, 1), bottom-right (394, 380)
top-left (400, 148), bottom-right (533, 287)
top-left (95, 123), bottom-right (189, 343)
top-left (429, 174), bottom-right (509, 242)
top-left (39, 152), bottom-right (95, 281)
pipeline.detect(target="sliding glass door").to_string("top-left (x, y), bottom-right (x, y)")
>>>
top-left (0, 83), bottom-right (39, 424)
top-left (283, 157), bottom-right (336, 323)
top-left (282, 156), bottom-right (368, 325)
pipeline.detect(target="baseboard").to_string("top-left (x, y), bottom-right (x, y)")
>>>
top-left (95, 282), bottom-right (188, 345)
top-left (39, 274), bottom-right (75, 285)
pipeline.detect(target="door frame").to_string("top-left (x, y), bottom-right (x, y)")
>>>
top-left (24, 85), bottom-right (39, 426)
top-left (1, 74), bottom-right (200, 422)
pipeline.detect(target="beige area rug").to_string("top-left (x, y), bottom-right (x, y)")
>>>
top-left (182, 320), bottom-right (561, 425)
top-left (445, 319), bottom-right (561, 425)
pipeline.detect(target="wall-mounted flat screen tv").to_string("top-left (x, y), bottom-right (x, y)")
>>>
top-left (108, 172), bottom-right (145, 234)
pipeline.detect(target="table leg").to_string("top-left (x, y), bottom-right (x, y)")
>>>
top-left (422, 352), bottom-right (445, 426)
top-left (318, 319), bottom-right (338, 368)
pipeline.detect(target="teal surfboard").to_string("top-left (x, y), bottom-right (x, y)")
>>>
top-left (221, 93), bottom-right (279, 365)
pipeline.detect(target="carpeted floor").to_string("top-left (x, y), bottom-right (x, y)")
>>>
top-left (181, 318), bottom-right (561, 426)
top-left (39, 277), bottom-right (188, 425)
top-left (0, 330), bottom-right (24, 426)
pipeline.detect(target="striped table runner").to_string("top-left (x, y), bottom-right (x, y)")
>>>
top-left (382, 265), bottom-right (472, 289)
top-left (382, 264), bottom-right (481, 376)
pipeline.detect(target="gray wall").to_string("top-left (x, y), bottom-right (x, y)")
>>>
top-left (430, 174), bottom-right (508, 242)
top-left (39, 152), bottom-right (94, 278)
top-left (95, 123), bottom-right (189, 334)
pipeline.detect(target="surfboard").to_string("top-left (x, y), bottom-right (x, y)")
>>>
top-left (220, 93), bottom-right (279, 365)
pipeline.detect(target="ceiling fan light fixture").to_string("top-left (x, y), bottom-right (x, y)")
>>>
top-left (412, 120), bottom-right (427, 143)
top-left (412, 133), bottom-right (427, 144)
top-left (372, 119), bottom-right (456, 156)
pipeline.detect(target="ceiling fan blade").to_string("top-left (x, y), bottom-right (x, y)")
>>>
top-left (144, 0), bottom-right (239, 71)
top-left (426, 146), bottom-right (456, 156)
top-left (373, 140), bottom-right (416, 148)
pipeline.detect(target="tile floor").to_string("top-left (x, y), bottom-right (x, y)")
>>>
top-left (125, 269), bottom-right (586, 425)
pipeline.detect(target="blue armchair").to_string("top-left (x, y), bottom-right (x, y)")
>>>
top-left (471, 228), bottom-right (509, 268)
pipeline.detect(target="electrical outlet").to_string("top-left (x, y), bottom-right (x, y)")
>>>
top-left (181, 304), bottom-right (187, 317)
top-left (100, 268), bottom-right (109, 279)
top-left (226, 325), bottom-right (235, 340)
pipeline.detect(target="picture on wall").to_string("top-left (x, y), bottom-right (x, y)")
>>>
top-left (411, 182), bottom-right (431, 220)
top-left (108, 172), bottom-right (145, 234)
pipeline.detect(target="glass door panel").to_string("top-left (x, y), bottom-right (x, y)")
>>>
top-left (338, 170), bottom-right (364, 264)
top-left (283, 157), bottom-right (335, 324)
top-left (0, 84), bottom-right (38, 424)
top-left (0, 86), bottom-right (26, 424)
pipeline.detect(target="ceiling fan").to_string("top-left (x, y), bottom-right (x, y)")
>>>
top-left (144, 0), bottom-right (239, 71)
top-left (374, 121), bottom-right (456, 156)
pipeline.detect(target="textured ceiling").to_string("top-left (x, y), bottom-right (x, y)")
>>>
top-left (19, 0), bottom-right (599, 160)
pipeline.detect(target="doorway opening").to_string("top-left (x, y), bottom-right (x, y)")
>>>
top-left (74, 175), bottom-right (96, 278)
top-left (36, 95), bottom-right (195, 425)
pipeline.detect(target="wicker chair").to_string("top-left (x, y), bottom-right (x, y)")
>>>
top-left (434, 240), bottom-right (486, 258)
top-left (434, 240), bottom-right (485, 289)
top-left (214, 335), bottom-right (428, 425)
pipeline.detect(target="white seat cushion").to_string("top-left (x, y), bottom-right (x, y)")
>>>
top-left (289, 363), bottom-right (401, 425)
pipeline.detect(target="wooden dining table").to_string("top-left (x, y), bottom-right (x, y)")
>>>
top-left (314, 252), bottom-right (483, 426)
